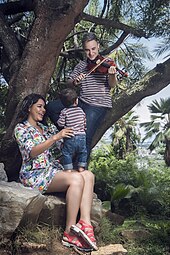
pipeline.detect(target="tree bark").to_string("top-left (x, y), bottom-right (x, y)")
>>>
top-left (0, 0), bottom-right (89, 181)
top-left (164, 138), bottom-right (170, 167)
top-left (0, 0), bottom-right (35, 15)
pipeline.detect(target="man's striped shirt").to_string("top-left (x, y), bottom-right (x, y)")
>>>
top-left (69, 60), bottom-right (112, 108)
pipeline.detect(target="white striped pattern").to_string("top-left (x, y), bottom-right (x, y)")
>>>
top-left (57, 106), bottom-right (86, 135)
top-left (69, 60), bottom-right (112, 108)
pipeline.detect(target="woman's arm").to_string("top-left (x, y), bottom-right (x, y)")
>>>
top-left (30, 128), bottom-right (73, 158)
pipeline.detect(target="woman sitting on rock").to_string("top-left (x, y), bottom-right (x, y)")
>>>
top-left (14, 93), bottom-right (98, 252)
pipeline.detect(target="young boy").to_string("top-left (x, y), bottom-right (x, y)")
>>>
top-left (57, 88), bottom-right (87, 172)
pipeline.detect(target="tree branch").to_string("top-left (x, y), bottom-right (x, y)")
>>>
top-left (0, 0), bottom-right (35, 15)
top-left (0, 12), bottom-right (21, 78)
top-left (100, 31), bottom-right (129, 55)
top-left (92, 57), bottom-right (170, 147)
top-left (82, 12), bottom-right (147, 38)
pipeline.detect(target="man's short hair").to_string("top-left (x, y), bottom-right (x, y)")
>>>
top-left (82, 32), bottom-right (99, 48)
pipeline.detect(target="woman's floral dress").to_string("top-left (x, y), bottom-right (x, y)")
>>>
top-left (14, 121), bottom-right (63, 193)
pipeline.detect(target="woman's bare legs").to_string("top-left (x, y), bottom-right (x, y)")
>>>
top-left (46, 171), bottom-right (85, 232)
top-left (79, 171), bottom-right (95, 225)
top-left (46, 170), bottom-right (97, 250)
top-left (70, 171), bottom-right (98, 250)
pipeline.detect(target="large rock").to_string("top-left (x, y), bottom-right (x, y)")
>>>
top-left (0, 163), bottom-right (7, 182)
top-left (91, 194), bottom-right (103, 223)
top-left (38, 193), bottom-right (102, 228)
top-left (91, 244), bottom-right (127, 254)
top-left (121, 229), bottom-right (151, 240)
top-left (0, 178), bottom-right (102, 241)
top-left (38, 194), bottom-right (67, 227)
top-left (0, 181), bottom-right (46, 241)
top-left (103, 209), bottom-right (125, 226)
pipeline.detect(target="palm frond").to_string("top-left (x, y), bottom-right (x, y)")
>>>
top-left (111, 184), bottom-right (131, 201)
top-left (148, 132), bottom-right (165, 151)
top-left (150, 114), bottom-right (164, 121)
top-left (142, 130), bottom-right (155, 142)
top-left (148, 100), bottom-right (163, 113)
top-left (126, 43), bottom-right (154, 61)
top-left (153, 38), bottom-right (170, 58)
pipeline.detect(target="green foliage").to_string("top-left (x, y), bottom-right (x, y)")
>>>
top-left (111, 183), bottom-right (131, 201)
top-left (141, 98), bottom-right (170, 144)
top-left (89, 147), bottom-right (139, 202)
top-left (98, 217), bottom-right (170, 255)
top-left (111, 110), bottom-right (140, 159)
top-left (98, 217), bottom-right (121, 245)
top-left (10, 11), bottom-right (35, 42)
top-left (148, 164), bottom-right (170, 212)
top-left (154, 37), bottom-right (170, 58)
top-left (136, 0), bottom-right (170, 38)
top-left (90, 143), bottom-right (170, 216)
top-left (141, 97), bottom-right (170, 166)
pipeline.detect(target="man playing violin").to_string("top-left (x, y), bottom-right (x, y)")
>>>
top-left (47, 32), bottom-right (117, 163)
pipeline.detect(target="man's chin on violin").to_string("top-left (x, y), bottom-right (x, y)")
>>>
top-left (84, 38), bottom-right (100, 61)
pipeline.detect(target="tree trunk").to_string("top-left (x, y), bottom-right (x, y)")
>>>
top-left (0, 0), bottom-right (89, 181)
top-left (164, 139), bottom-right (170, 167)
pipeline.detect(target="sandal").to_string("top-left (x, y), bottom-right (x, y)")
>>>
top-left (62, 231), bottom-right (92, 252)
top-left (71, 220), bottom-right (98, 251)
top-left (78, 220), bottom-right (96, 243)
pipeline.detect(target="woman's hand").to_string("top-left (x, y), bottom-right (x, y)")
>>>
top-left (30, 128), bottom-right (74, 158)
top-left (53, 128), bottom-right (74, 141)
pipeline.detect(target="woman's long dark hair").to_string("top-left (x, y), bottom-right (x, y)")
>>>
top-left (16, 93), bottom-right (46, 123)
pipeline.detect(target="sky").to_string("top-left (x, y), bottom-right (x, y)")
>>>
top-left (134, 86), bottom-right (170, 123)
top-left (132, 37), bottom-right (170, 123)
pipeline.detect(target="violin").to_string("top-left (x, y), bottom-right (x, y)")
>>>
top-left (87, 55), bottom-right (128, 79)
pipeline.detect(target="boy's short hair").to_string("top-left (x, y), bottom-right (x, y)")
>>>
top-left (60, 88), bottom-right (78, 107)
top-left (82, 32), bottom-right (98, 48)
